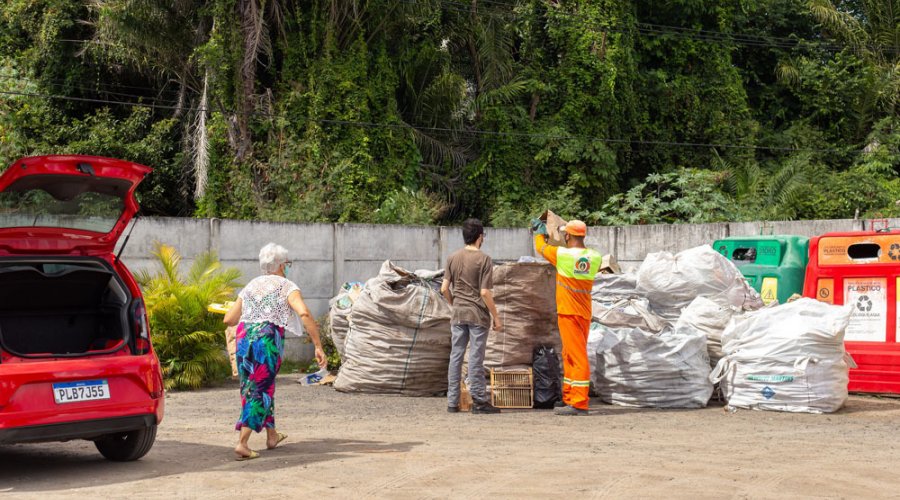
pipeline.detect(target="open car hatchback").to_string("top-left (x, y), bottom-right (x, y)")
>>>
top-left (0, 155), bottom-right (164, 461)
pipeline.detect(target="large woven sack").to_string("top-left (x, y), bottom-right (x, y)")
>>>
top-left (636, 245), bottom-right (763, 322)
top-left (674, 296), bottom-right (734, 368)
top-left (711, 298), bottom-right (854, 413)
top-left (592, 273), bottom-right (641, 303)
top-left (591, 323), bottom-right (713, 409)
top-left (593, 298), bottom-right (666, 332)
top-left (334, 261), bottom-right (451, 396)
top-left (484, 262), bottom-right (561, 369)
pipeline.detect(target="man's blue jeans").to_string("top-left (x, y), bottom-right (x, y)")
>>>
top-left (447, 323), bottom-right (489, 407)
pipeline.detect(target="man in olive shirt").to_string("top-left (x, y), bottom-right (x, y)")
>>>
top-left (441, 218), bottom-right (503, 414)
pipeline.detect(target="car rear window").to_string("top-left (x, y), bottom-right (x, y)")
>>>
top-left (0, 175), bottom-right (127, 233)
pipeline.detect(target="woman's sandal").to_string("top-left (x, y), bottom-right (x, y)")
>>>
top-left (267, 432), bottom-right (287, 450)
top-left (235, 450), bottom-right (260, 461)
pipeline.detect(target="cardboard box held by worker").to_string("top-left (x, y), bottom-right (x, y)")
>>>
top-left (539, 210), bottom-right (568, 247)
top-left (540, 210), bottom-right (620, 274)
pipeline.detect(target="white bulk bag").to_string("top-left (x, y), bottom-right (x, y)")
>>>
top-left (593, 298), bottom-right (667, 333)
top-left (589, 299), bottom-right (667, 387)
top-left (710, 298), bottom-right (854, 413)
top-left (592, 273), bottom-right (641, 303)
top-left (636, 245), bottom-right (763, 321)
top-left (591, 324), bottom-right (713, 409)
top-left (674, 296), bottom-right (734, 368)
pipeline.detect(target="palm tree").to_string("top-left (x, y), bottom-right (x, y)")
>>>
top-left (235, 0), bottom-right (290, 161)
top-left (136, 243), bottom-right (242, 390)
top-left (85, 0), bottom-right (208, 112)
top-left (397, 0), bottom-right (529, 214)
top-left (86, 0), bottom-right (290, 179)
top-left (85, 0), bottom-right (212, 198)
top-left (306, 0), bottom-right (526, 215)
top-left (808, 0), bottom-right (900, 115)
top-left (718, 150), bottom-right (814, 220)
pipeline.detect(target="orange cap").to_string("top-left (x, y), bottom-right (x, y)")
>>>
top-left (563, 220), bottom-right (587, 237)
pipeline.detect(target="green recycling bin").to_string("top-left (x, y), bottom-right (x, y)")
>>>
top-left (713, 235), bottom-right (809, 305)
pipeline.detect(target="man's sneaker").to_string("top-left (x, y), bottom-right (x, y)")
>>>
top-left (553, 400), bottom-right (566, 408)
top-left (553, 405), bottom-right (588, 416)
top-left (472, 403), bottom-right (501, 414)
top-left (447, 406), bottom-right (460, 413)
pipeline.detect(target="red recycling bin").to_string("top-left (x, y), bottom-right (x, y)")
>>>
top-left (803, 228), bottom-right (900, 394)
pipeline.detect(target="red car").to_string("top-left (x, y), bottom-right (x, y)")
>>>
top-left (0, 155), bottom-right (164, 461)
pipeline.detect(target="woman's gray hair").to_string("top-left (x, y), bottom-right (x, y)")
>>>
top-left (259, 242), bottom-right (289, 274)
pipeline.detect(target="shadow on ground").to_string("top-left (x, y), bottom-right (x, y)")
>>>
top-left (0, 437), bottom-right (421, 493)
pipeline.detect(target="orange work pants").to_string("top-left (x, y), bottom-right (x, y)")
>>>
top-left (558, 314), bottom-right (591, 410)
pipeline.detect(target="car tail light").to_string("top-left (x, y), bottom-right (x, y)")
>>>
top-left (131, 299), bottom-right (151, 355)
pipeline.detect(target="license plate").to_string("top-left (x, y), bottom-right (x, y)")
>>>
top-left (52, 379), bottom-right (111, 404)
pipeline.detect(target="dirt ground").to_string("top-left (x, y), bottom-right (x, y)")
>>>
top-left (2, 375), bottom-right (900, 499)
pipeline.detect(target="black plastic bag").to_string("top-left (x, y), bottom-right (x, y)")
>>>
top-left (532, 345), bottom-right (561, 409)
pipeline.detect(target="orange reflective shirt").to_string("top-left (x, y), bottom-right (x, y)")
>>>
top-left (534, 234), bottom-right (602, 320)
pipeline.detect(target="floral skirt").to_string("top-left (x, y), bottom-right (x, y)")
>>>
top-left (234, 321), bottom-right (284, 432)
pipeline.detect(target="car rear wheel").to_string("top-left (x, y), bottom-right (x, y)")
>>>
top-left (94, 424), bottom-right (157, 461)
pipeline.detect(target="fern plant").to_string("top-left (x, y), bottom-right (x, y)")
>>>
top-left (136, 243), bottom-right (242, 390)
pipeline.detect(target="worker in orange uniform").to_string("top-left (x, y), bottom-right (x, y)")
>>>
top-left (531, 218), bottom-right (603, 415)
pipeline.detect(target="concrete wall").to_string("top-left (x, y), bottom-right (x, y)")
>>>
top-left (120, 216), bottom-right (875, 361)
top-left (610, 218), bottom-right (864, 271)
top-left (121, 220), bottom-right (542, 318)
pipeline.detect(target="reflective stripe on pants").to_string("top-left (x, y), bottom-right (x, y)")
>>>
top-left (558, 314), bottom-right (591, 410)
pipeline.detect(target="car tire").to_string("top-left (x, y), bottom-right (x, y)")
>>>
top-left (94, 424), bottom-right (157, 461)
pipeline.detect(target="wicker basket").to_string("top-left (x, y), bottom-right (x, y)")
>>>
top-left (490, 368), bottom-right (534, 409)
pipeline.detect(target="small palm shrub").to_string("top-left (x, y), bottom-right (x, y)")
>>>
top-left (136, 243), bottom-right (242, 390)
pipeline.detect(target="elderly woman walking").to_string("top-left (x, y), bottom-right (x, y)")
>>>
top-left (224, 243), bottom-right (326, 460)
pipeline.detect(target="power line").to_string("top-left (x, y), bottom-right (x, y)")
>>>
top-left (1, 89), bottom-right (851, 154)
top-left (1, 71), bottom-right (182, 95)
top-left (27, 1), bottom-right (894, 103)
top-left (319, 119), bottom-right (846, 154)
top-left (431, 0), bottom-right (899, 55)
top-left (0, 74), bottom-right (182, 106)
top-left (41, 0), bottom-right (900, 88)
top-left (7, 43), bottom-right (185, 95)
top-left (0, 89), bottom-right (200, 112)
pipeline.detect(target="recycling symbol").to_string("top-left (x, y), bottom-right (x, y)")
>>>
top-left (890, 243), bottom-right (900, 261)
top-left (856, 295), bottom-right (873, 312)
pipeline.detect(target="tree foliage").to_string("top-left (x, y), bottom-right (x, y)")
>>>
top-left (1, 0), bottom-right (899, 225)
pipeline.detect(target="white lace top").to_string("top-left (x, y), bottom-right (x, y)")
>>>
top-left (239, 274), bottom-right (304, 337)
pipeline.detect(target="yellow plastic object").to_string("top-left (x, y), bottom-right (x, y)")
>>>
top-left (207, 301), bottom-right (235, 315)
top-left (760, 277), bottom-right (779, 305)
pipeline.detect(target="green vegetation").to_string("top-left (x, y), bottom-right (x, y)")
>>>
top-left (1, 0), bottom-right (899, 224)
top-left (313, 314), bottom-right (342, 371)
top-left (136, 243), bottom-right (242, 390)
